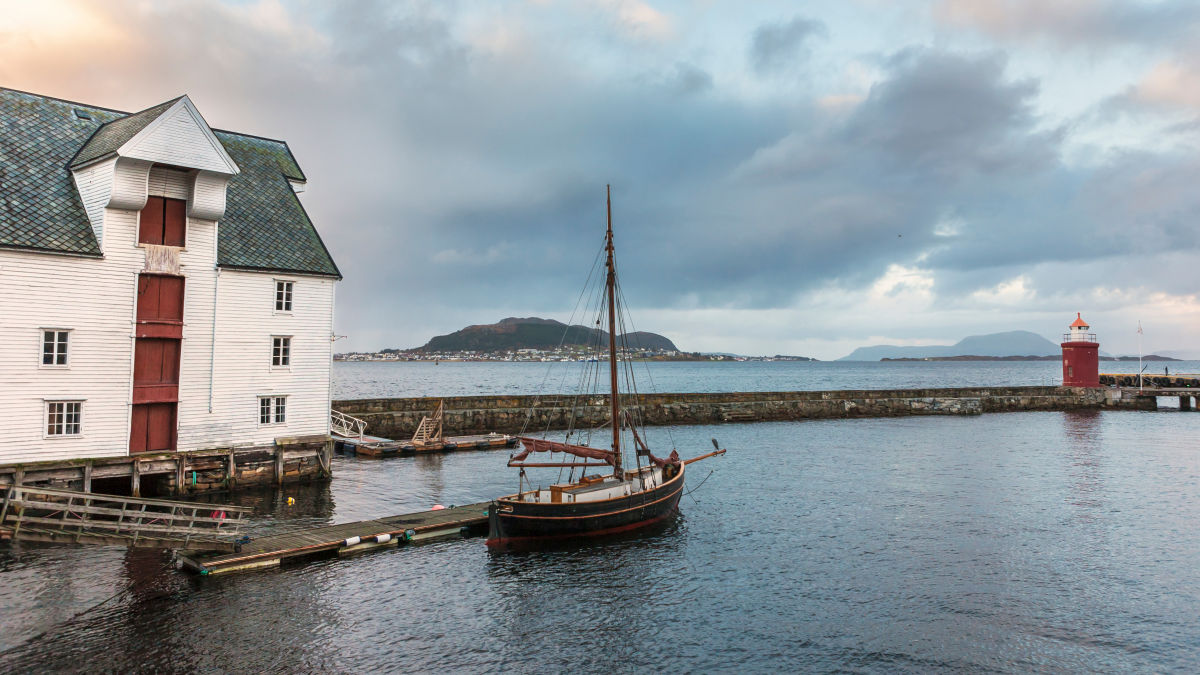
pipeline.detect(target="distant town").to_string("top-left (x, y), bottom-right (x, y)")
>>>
top-left (335, 348), bottom-right (818, 363)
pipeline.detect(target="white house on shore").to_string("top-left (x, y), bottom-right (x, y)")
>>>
top-left (0, 88), bottom-right (341, 465)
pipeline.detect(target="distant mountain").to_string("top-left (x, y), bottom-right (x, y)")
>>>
top-left (839, 330), bottom-right (1061, 361)
top-left (415, 317), bottom-right (678, 353)
top-left (1156, 350), bottom-right (1200, 360)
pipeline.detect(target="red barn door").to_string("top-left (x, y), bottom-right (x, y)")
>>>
top-left (130, 272), bottom-right (184, 454)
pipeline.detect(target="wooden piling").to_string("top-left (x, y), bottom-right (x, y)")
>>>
top-left (175, 456), bottom-right (185, 496)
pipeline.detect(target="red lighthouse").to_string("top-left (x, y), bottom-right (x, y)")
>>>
top-left (1061, 313), bottom-right (1099, 387)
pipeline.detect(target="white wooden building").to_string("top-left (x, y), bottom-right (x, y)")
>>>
top-left (0, 89), bottom-right (341, 464)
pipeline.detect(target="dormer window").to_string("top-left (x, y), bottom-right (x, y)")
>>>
top-left (139, 196), bottom-right (186, 247)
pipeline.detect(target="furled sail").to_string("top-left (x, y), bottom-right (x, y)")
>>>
top-left (511, 437), bottom-right (618, 468)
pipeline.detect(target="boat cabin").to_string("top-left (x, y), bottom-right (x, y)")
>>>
top-left (527, 465), bottom-right (667, 504)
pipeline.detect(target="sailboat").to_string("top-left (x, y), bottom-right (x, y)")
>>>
top-left (486, 186), bottom-right (726, 548)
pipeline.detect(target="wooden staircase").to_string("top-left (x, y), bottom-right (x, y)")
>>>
top-left (411, 401), bottom-right (445, 447)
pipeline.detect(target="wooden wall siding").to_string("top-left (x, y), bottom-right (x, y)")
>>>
top-left (148, 166), bottom-right (191, 200)
top-left (71, 157), bottom-right (116, 247)
top-left (124, 102), bottom-right (235, 174)
top-left (2, 155), bottom-right (333, 464)
top-left (0, 210), bottom-right (142, 463)
top-left (176, 271), bottom-right (335, 451)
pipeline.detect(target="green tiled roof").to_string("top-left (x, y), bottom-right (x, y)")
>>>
top-left (215, 131), bottom-right (339, 277)
top-left (70, 97), bottom-right (182, 168)
top-left (0, 88), bottom-right (340, 278)
top-left (0, 89), bottom-right (123, 256)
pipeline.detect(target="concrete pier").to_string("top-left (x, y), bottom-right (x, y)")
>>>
top-left (335, 386), bottom-right (1153, 439)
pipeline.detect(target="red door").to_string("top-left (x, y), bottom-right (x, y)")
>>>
top-left (138, 196), bottom-right (186, 247)
top-left (132, 338), bottom-right (180, 404)
top-left (131, 272), bottom-right (184, 454)
top-left (129, 402), bottom-right (176, 454)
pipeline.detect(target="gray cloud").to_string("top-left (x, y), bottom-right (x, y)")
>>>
top-left (749, 16), bottom-right (826, 74)
top-left (5, 2), bottom-right (1199, 354)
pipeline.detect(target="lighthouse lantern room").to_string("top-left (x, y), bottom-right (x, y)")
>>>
top-left (1061, 313), bottom-right (1100, 387)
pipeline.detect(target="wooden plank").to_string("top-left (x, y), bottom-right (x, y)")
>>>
top-left (10, 486), bottom-right (250, 512)
top-left (179, 503), bottom-right (492, 573)
top-left (6, 498), bottom-right (240, 525)
top-left (8, 514), bottom-right (238, 540)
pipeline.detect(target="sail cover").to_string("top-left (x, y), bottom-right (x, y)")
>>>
top-left (513, 437), bottom-right (618, 468)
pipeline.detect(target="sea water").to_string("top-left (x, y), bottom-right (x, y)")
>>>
top-left (2, 362), bottom-right (1199, 671)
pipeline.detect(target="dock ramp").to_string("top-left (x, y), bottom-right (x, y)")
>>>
top-left (0, 485), bottom-right (251, 552)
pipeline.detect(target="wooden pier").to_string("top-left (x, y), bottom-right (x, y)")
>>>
top-left (175, 502), bottom-right (490, 575)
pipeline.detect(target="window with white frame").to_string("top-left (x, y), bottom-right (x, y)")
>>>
top-left (272, 336), bottom-right (291, 367)
top-left (45, 401), bottom-right (82, 436)
top-left (259, 396), bottom-right (287, 424)
top-left (41, 329), bottom-right (70, 367)
top-left (275, 280), bottom-right (294, 312)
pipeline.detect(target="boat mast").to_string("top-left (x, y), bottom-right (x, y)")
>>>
top-left (605, 184), bottom-right (622, 475)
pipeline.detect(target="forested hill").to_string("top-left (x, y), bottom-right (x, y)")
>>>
top-left (413, 317), bottom-right (678, 353)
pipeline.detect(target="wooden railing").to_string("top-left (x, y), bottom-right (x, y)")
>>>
top-left (0, 485), bottom-right (252, 551)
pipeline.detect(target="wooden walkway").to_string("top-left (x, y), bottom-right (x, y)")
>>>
top-left (176, 502), bottom-right (491, 575)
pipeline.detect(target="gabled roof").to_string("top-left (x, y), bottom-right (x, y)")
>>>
top-left (1070, 313), bottom-right (1089, 328)
top-left (70, 96), bottom-right (182, 168)
top-left (0, 88), bottom-right (339, 278)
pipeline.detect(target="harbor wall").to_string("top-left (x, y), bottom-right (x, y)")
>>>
top-left (0, 435), bottom-right (333, 498)
top-left (335, 386), bottom-right (1152, 438)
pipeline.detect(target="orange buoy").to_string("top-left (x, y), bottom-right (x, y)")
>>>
top-left (431, 504), bottom-right (446, 511)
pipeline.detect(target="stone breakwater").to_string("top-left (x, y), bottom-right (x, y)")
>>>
top-left (334, 386), bottom-right (1150, 439)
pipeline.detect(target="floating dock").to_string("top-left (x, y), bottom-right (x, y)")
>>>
top-left (175, 502), bottom-right (490, 575)
top-left (333, 432), bottom-right (517, 457)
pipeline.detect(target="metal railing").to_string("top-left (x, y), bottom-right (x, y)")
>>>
top-left (0, 485), bottom-right (251, 551)
top-left (331, 409), bottom-right (367, 440)
top-left (1062, 333), bottom-right (1097, 343)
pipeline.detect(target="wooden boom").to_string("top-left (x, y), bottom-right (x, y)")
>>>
top-left (683, 449), bottom-right (727, 465)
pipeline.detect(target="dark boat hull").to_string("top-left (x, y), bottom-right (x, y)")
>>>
top-left (487, 465), bottom-right (685, 548)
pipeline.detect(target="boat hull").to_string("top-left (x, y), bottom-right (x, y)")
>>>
top-left (487, 464), bottom-right (685, 548)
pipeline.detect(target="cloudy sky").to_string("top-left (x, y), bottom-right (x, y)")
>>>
top-left (4, 0), bottom-right (1200, 359)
